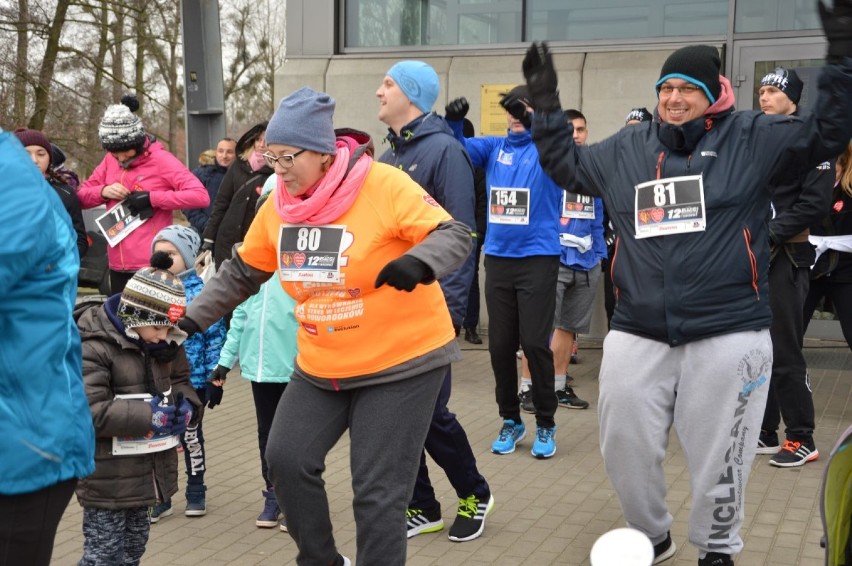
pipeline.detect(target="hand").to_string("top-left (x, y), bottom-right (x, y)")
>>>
top-left (201, 239), bottom-right (214, 252)
top-left (445, 97), bottom-right (470, 121)
top-left (522, 41), bottom-right (561, 112)
top-left (178, 317), bottom-right (200, 337)
top-left (125, 191), bottom-right (153, 219)
top-left (101, 183), bottom-right (130, 201)
top-left (172, 394), bottom-right (193, 437)
top-left (205, 365), bottom-right (229, 409)
top-left (499, 92), bottom-right (532, 129)
top-left (149, 396), bottom-right (177, 436)
top-left (374, 255), bottom-right (432, 292)
top-left (819, 0), bottom-right (852, 61)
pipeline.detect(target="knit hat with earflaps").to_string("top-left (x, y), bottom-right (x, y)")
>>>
top-left (118, 252), bottom-right (186, 331)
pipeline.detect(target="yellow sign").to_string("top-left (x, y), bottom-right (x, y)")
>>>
top-left (480, 84), bottom-right (517, 136)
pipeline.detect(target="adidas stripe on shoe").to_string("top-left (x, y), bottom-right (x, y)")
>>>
top-left (769, 439), bottom-right (818, 468)
top-left (448, 494), bottom-right (495, 542)
top-left (406, 506), bottom-right (444, 538)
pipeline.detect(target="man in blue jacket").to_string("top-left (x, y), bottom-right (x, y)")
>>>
top-left (184, 137), bottom-right (236, 234)
top-left (0, 130), bottom-right (95, 566)
top-left (376, 60), bottom-right (492, 543)
top-left (445, 86), bottom-right (565, 460)
top-left (522, 3), bottom-right (852, 562)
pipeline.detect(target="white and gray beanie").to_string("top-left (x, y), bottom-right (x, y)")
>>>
top-left (99, 94), bottom-right (146, 152)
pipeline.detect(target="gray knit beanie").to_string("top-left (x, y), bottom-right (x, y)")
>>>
top-left (265, 87), bottom-right (337, 154)
top-left (151, 225), bottom-right (201, 272)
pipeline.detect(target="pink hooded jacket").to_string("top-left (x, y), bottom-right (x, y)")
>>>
top-left (78, 138), bottom-right (209, 271)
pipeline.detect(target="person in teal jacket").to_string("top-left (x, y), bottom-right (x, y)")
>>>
top-left (0, 129), bottom-right (95, 566)
top-left (206, 177), bottom-right (298, 530)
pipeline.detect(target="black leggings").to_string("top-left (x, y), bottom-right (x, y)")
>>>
top-left (0, 478), bottom-right (77, 566)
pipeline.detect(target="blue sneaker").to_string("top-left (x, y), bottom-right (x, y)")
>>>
top-left (531, 424), bottom-right (557, 459)
top-left (491, 419), bottom-right (526, 454)
top-left (149, 500), bottom-right (173, 523)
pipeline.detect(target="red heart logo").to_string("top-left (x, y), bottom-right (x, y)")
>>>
top-left (492, 205), bottom-right (505, 215)
top-left (294, 253), bottom-right (306, 267)
top-left (834, 200), bottom-right (844, 213)
top-left (348, 288), bottom-right (361, 298)
top-left (650, 208), bottom-right (665, 223)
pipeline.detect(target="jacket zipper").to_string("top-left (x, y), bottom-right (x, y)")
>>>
top-left (611, 236), bottom-right (620, 303)
top-left (742, 227), bottom-right (760, 300)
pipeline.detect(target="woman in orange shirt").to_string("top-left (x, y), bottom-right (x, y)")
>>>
top-left (179, 87), bottom-right (471, 566)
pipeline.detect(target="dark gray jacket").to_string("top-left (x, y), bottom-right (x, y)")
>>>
top-left (531, 59), bottom-right (852, 346)
top-left (75, 295), bottom-right (199, 509)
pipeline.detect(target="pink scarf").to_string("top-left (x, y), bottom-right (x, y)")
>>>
top-left (274, 138), bottom-right (373, 225)
top-left (249, 150), bottom-right (267, 172)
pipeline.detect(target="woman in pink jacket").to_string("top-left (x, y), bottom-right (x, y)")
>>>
top-left (77, 95), bottom-right (209, 293)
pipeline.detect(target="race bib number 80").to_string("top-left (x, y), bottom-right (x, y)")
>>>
top-left (278, 224), bottom-right (346, 282)
top-left (634, 175), bottom-right (706, 239)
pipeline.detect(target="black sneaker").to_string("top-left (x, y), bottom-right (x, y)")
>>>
top-left (756, 430), bottom-right (780, 455)
top-left (698, 552), bottom-right (734, 565)
top-left (556, 386), bottom-right (589, 409)
top-left (406, 505), bottom-right (444, 538)
top-left (448, 494), bottom-right (494, 542)
top-left (769, 439), bottom-right (819, 468)
top-left (653, 532), bottom-right (676, 564)
top-left (463, 327), bottom-right (482, 345)
top-left (518, 389), bottom-right (535, 414)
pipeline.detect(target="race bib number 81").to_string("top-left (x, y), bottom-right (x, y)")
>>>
top-left (634, 175), bottom-right (706, 239)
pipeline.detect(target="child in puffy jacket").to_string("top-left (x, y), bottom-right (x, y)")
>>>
top-left (75, 252), bottom-right (199, 566)
top-left (149, 224), bottom-right (226, 521)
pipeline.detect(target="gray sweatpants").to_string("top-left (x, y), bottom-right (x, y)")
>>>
top-left (266, 367), bottom-right (446, 566)
top-left (599, 329), bottom-right (771, 557)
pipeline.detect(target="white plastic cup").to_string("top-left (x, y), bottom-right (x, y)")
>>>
top-left (590, 527), bottom-right (654, 566)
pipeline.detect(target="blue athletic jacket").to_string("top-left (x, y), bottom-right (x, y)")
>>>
top-left (379, 113), bottom-right (477, 326)
top-left (448, 123), bottom-right (563, 259)
top-left (0, 131), bottom-right (95, 495)
top-left (559, 196), bottom-right (608, 271)
top-left (181, 271), bottom-right (227, 390)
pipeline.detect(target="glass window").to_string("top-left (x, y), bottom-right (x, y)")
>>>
top-left (345, 0), bottom-right (522, 48)
top-left (734, 0), bottom-right (820, 33)
top-left (527, 0), bottom-right (727, 41)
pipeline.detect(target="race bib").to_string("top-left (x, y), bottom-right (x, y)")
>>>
top-left (562, 191), bottom-right (595, 219)
top-left (278, 225), bottom-right (346, 282)
top-left (490, 187), bottom-right (530, 225)
top-left (634, 175), bottom-right (706, 239)
top-left (95, 202), bottom-right (148, 247)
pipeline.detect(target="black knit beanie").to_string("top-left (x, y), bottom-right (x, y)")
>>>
top-left (656, 45), bottom-right (722, 104)
top-left (760, 67), bottom-right (803, 105)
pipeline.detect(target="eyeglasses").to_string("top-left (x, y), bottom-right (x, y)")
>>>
top-left (659, 83), bottom-right (703, 96)
top-left (263, 149), bottom-right (307, 169)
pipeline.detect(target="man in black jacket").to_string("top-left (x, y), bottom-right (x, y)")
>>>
top-left (521, 2), bottom-right (852, 564)
top-left (184, 137), bottom-right (236, 235)
top-left (755, 67), bottom-right (834, 467)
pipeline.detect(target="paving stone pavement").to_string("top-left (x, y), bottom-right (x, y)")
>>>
top-left (51, 338), bottom-right (850, 565)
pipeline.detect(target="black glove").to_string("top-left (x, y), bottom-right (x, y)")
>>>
top-left (445, 97), bottom-right (470, 122)
top-left (522, 41), bottom-right (561, 113)
top-left (205, 365), bottom-right (229, 409)
top-left (819, 0), bottom-right (852, 62)
top-left (374, 255), bottom-right (432, 292)
top-left (178, 317), bottom-right (200, 337)
top-left (125, 191), bottom-right (153, 219)
top-left (201, 239), bottom-right (214, 252)
top-left (499, 92), bottom-right (532, 129)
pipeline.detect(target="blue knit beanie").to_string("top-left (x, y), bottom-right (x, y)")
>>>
top-left (265, 87), bottom-right (337, 154)
top-left (386, 61), bottom-right (440, 114)
top-left (151, 224), bottom-right (200, 271)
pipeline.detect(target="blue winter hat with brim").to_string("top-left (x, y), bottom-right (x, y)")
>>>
top-left (386, 61), bottom-right (440, 114)
top-left (266, 87), bottom-right (337, 154)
